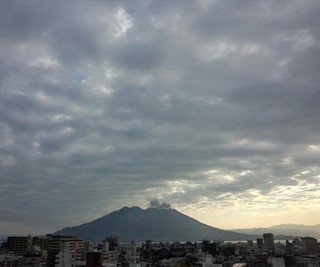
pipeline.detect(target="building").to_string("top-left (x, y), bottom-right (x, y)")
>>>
top-left (46, 235), bottom-right (84, 267)
top-left (256, 238), bottom-right (264, 249)
top-left (55, 242), bottom-right (78, 267)
top-left (103, 237), bottom-right (120, 253)
top-left (121, 240), bottom-right (139, 265)
top-left (267, 257), bottom-right (285, 267)
top-left (86, 252), bottom-right (103, 267)
top-left (32, 237), bottom-right (49, 251)
top-left (202, 240), bottom-right (218, 256)
top-left (0, 254), bottom-right (23, 267)
top-left (101, 236), bottom-right (120, 266)
top-left (22, 253), bottom-right (42, 267)
top-left (7, 236), bottom-right (32, 256)
top-left (263, 233), bottom-right (274, 249)
top-left (301, 237), bottom-right (318, 255)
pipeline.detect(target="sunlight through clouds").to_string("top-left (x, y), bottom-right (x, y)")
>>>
top-left (114, 8), bottom-right (133, 37)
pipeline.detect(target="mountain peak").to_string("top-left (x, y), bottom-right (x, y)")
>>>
top-left (120, 206), bottom-right (142, 211)
top-left (54, 206), bottom-right (258, 242)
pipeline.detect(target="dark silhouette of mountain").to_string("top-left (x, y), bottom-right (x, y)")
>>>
top-left (232, 224), bottom-right (320, 239)
top-left (54, 206), bottom-right (262, 242)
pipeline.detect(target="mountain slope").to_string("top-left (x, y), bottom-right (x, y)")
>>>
top-left (232, 224), bottom-right (320, 239)
top-left (54, 206), bottom-right (261, 242)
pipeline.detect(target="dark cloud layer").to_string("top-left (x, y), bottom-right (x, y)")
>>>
top-left (0, 0), bottom-right (320, 234)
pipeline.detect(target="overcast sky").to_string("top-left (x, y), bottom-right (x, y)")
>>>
top-left (1, 0), bottom-right (320, 235)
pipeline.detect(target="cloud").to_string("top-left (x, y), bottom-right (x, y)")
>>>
top-left (149, 199), bottom-right (171, 209)
top-left (0, 0), bottom-right (320, 234)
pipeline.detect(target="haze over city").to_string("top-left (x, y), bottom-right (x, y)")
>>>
top-left (1, 0), bottom-right (320, 236)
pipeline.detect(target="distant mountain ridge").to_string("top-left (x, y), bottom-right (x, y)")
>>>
top-left (232, 224), bottom-right (320, 239)
top-left (55, 206), bottom-right (273, 242)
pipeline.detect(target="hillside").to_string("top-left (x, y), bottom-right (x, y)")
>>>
top-left (55, 206), bottom-right (262, 242)
top-left (232, 224), bottom-right (320, 239)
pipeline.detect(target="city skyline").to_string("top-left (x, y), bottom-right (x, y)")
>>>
top-left (1, 1), bottom-right (320, 235)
